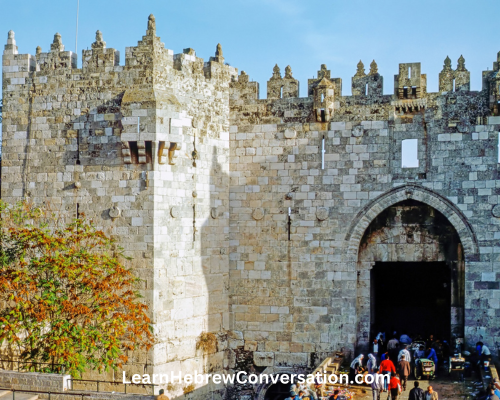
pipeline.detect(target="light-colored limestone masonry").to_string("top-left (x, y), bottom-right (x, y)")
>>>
top-left (2, 15), bottom-right (500, 399)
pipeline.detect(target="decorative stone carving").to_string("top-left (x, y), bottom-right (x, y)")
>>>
top-left (192, 117), bottom-right (202, 128)
top-left (170, 206), bottom-right (180, 218)
top-left (457, 55), bottom-right (466, 71)
top-left (272, 64), bottom-right (281, 79)
top-left (492, 205), bottom-right (500, 218)
top-left (354, 60), bottom-right (365, 78)
top-left (51, 32), bottom-right (64, 52)
top-left (147, 14), bottom-right (156, 35)
top-left (91, 30), bottom-right (106, 49)
top-left (284, 128), bottom-right (296, 139)
top-left (252, 208), bottom-right (264, 220)
top-left (369, 60), bottom-right (378, 75)
top-left (316, 208), bottom-right (329, 221)
top-left (109, 206), bottom-right (121, 219)
top-left (211, 207), bottom-right (218, 219)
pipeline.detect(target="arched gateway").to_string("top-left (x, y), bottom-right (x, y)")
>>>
top-left (345, 184), bottom-right (479, 351)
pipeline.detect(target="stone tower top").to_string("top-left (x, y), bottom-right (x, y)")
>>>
top-left (92, 30), bottom-right (106, 49)
top-left (51, 32), bottom-right (64, 52)
top-left (4, 30), bottom-right (18, 54)
top-left (147, 14), bottom-right (156, 36)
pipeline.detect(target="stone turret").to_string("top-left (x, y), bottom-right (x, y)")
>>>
top-left (439, 55), bottom-right (470, 93)
top-left (266, 64), bottom-right (299, 99)
top-left (50, 32), bottom-right (64, 52)
top-left (82, 30), bottom-right (119, 72)
top-left (439, 56), bottom-right (454, 92)
top-left (394, 62), bottom-right (426, 99)
top-left (3, 30), bottom-right (18, 55)
top-left (352, 59), bottom-right (383, 97)
top-left (454, 55), bottom-right (470, 91)
top-left (483, 51), bottom-right (500, 115)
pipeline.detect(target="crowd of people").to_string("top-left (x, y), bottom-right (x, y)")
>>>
top-left (349, 330), bottom-right (450, 400)
top-left (347, 330), bottom-right (497, 400)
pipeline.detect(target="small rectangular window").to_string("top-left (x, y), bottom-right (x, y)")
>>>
top-left (402, 139), bottom-right (419, 168)
top-left (321, 136), bottom-right (325, 169)
top-left (365, 83), bottom-right (368, 96)
top-left (408, 66), bottom-right (411, 79)
top-left (129, 141), bottom-right (139, 164)
top-left (403, 87), bottom-right (408, 99)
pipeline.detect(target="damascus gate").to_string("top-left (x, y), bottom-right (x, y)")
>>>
top-left (2, 15), bottom-right (500, 399)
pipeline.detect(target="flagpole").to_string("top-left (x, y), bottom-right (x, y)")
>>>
top-left (75, 0), bottom-right (80, 55)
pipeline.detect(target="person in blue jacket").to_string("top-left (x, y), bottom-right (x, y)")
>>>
top-left (426, 346), bottom-right (438, 375)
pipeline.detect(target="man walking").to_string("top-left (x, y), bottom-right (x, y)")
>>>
top-left (426, 386), bottom-right (438, 400)
top-left (372, 338), bottom-right (380, 360)
top-left (398, 345), bottom-right (411, 362)
top-left (408, 382), bottom-right (424, 400)
top-left (156, 389), bottom-right (169, 400)
top-left (371, 367), bottom-right (383, 400)
top-left (379, 355), bottom-right (396, 392)
top-left (397, 355), bottom-right (411, 391)
top-left (387, 336), bottom-right (400, 351)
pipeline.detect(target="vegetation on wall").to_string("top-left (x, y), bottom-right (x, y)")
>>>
top-left (0, 200), bottom-right (153, 376)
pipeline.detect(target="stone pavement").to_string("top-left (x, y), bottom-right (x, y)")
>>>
top-left (354, 376), bottom-right (480, 400)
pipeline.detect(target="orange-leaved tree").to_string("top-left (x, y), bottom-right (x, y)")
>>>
top-left (0, 200), bottom-right (153, 376)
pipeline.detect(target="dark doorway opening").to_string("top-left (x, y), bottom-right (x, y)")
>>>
top-left (263, 375), bottom-right (292, 400)
top-left (371, 261), bottom-right (451, 341)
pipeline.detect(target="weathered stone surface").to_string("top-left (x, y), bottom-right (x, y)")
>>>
top-left (3, 19), bottom-right (500, 400)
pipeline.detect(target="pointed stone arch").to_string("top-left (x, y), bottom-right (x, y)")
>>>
top-left (345, 183), bottom-right (479, 261)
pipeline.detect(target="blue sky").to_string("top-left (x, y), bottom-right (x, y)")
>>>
top-left (1, 0), bottom-right (499, 100)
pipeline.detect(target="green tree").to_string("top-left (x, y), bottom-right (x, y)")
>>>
top-left (0, 201), bottom-right (152, 376)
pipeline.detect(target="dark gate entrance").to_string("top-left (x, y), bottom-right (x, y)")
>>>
top-left (371, 261), bottom-right (451, 340)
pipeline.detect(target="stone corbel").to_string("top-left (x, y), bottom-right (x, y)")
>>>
top-left (137, 141), bottom-right (147, 164)
top-left (122, 142), bottom-right (132, 164)
top-left (158, 141), bottom-right (167, 164)
top-left (168, 142), bottom-right (182, 165)
top-left (158, 141), bottom-right (182, 165)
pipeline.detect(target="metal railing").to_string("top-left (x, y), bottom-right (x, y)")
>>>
top-left (0, 387), bottom-right (90, 400)
top-left (0, 359), bottom-right (65, 374)
top-left (68, 378), bottom-right (156, 396)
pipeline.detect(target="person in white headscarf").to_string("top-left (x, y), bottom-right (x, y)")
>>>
top-left (398, 346), bottom-right (411, 362)
top-left (349, 354), bottom-right (364, 384)
top-left (367, 353), bottom-right (378, 374)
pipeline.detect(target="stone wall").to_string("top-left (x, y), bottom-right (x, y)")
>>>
top-left (228, 58), bottom-right (500, 371)
top-left (2, 16), bottom-right (234, 399)
top-left (3, 16), bottom-right (500, 399)
top-left (0, 370), bottom-right (70, 393)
